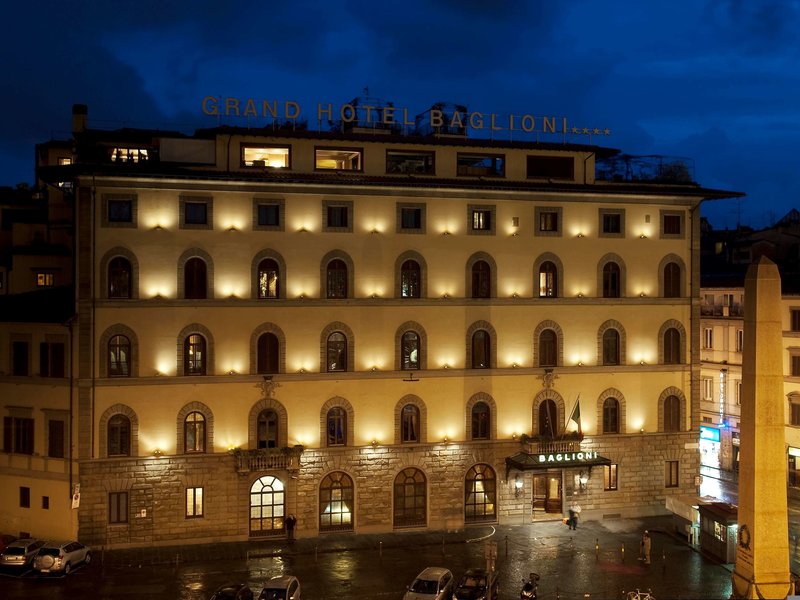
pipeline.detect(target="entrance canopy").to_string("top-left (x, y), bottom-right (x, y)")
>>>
top-left (505, 450), bottom-right (611, 478)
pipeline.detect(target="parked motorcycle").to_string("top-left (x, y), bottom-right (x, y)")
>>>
top-left (520, 572), bottom-right (540, 599)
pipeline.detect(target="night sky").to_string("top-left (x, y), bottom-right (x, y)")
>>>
top-left (2, 0), bottom-right (797, 230)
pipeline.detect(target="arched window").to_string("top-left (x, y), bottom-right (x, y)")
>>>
top-left (326, 332), bottom-right (347, 372)
top-left (327, 407), bottom-right (347, 446)
top-left (184, 257), bottom-right (207, 299)
top-left (257, 332), bottom-right (279, 374)
top-left (603, 398), bottom-right (620, 433)
top-left (401, 404), bottom-right (420, 443)
top-left (471, 330), bottom-right (490, 368)
top-left (108, 414), bottom-right (131, 456)
top-left (539, 261), bottom-right (558, 298)
top-left (393, 468), bottom-right (427, 528)
top-left (249, 475), bottom-right (285, 537)
top-left (663, 262), bottom-right (681, 298)
top-left (539, 329), bottom-right (557, 367)
top-left (471, 260), bottom-right (491, 298)
top-left (327, 259), bottom-right (348, 299)
top-left (319, 471), bottom-right (354, 532)
top-left (108, 257), bottom-right (132, 299)
top-left (602, 262), bottom-right (621, 298)
top-left (663, 328), bottom-right (681, 364)
top-left (257, 409), bottom-right (279, 449)
top-left (257, 258), bottom-right (280, 299)
top-left (401, 331), bottom-right (420, 370)
top-left (664, 395), bottom-right (681, 432)
top-left (602, 329), bottom-right (620, 365)
top-left (538, 399), bottom-right (558, 438)
top-left (464, 464), bottom-right (496, 523)
top-left (108, 334), bottom-right (131, 377)
top-left (400, 260), bottom-right (421, 298)
top-left (471, 402), bottom-right (490, 440)
top-left (184, 412), bottom-right (206, 453)
top-left (184, 334), bottom-right (206, 375)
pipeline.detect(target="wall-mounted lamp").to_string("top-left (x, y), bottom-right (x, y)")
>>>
top-left (370, 228), bottom-right (380, 235)
top-left (371, 439), bottom-right (379, 448)
top-left (576, 232), bottom-right (585, 238)
top-left (443, 436), bottom-right (449, 445)
top-left (640, 427), bottom-right (645, 434)
top-left (298, 226), bottom-right (309, 233)
top-left (442, 231), bottom-right (451, 236)
top-left (579, 472), bottom-right (589, 490)
top-left (227, 226), bottom-right (237, 232)
top-left (577, 293), bottom-right (584, 298)
top-left (153, 225), bottom-right (163, 231)
top-left (297, 368), bottom-right (306, 374)
top-left (639, 233), bottom-right (647, 239)
top-left (514, 475), bottom-right (523, 498)
top-left (639, 292), bottom-right (646, 297)
top-left (577, 361), bottom-right (584, 367)
top-left (442, 364), bottom-right (450, 370)
top-left (371, 366), bottom-right (378, 372)
top-left (227, 369), bottom-right (237, 375)
top-left (512, 363), bottom-right (519, 369)
top-left (512, 292), bottom-right (519, 298)
top-left (639, 360), bottom-right (646, 366)
top-left (371, 293), bottom-right (379, 299)
top-left (442, 293), bottom-right (450, 299)
top-left (153, 448), bottom-right (164, 458)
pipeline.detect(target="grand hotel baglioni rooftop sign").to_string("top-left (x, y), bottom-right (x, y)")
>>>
top-left (201, 96), bottom-right (611, 138)
top-left (505, 449), bottom-right (612, 476)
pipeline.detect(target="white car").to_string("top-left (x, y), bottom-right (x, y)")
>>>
top-left (404, 567), bottom-right (455, 600)
top-left (0, 538), bottom-right (45, 568)
top-left (258, 575), bottom-right (301, 600)
top-left (32, 540), bottom-right (91, 574)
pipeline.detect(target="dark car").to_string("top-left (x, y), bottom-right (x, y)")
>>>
top-left (451, 568), bottom-right (499, 600)
top-left (210, 583), bottom-right (254, 600)
top-left (0, 538), bottom-right (45, 568)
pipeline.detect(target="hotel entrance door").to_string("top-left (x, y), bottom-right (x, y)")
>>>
top-left (532, 471), bottom-right (562, 514)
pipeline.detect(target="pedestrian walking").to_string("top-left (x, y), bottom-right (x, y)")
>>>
top-left (285, 514), bottom-right (297, 541)
top-left (568, 501), bottom-right (581, 530)
top-left (642, 530), bottom-right (652, 565)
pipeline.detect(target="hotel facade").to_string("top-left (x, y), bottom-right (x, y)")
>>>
top-left (3, 101), bottom-right (741, 548)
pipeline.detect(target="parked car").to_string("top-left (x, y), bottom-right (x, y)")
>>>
top-left (32, 540), bottom-right (91, 574)
top-left (452, 568), bottom-right (499, 600)
top-left (210, 583), bottom-right (254, 600)
top-left (404, 566), bottom-right (455, 600)
top-left (0, 538), bottom-right (45, 568)
top-left (258, 575), bottom-right (301, 600)
top-left (0, 534), bottom-right (18, 553)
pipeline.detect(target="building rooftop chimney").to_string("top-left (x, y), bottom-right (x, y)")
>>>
top-left (72, 104), bottom-right (88, 134)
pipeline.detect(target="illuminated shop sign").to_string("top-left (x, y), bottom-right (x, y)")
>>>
top-left (699, 426), bottom-right (720, 442)
top-left (200, 97), bottom-right (610, 137)
top-left (537, 451), bottom-right (599, 464)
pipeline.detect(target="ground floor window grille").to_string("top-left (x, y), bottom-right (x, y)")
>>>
top-left (393, 468), bottom-right (426, 528)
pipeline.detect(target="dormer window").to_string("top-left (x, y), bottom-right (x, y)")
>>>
top-left (111, 148), bottom-right (149, 163)
top-left (241, 145), bottom-right (290, 168)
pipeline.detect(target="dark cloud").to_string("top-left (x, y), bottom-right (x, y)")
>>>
top-left (0, 1), bottom-right (797, 227)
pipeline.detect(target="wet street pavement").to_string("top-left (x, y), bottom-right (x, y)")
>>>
top-left (1, 515), bottom-right (735, 599)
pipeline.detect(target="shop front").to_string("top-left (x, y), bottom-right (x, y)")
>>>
top-left (700, 425), bottom-right (721, 467)
top-left (506, 447), bottom-right (611, 518)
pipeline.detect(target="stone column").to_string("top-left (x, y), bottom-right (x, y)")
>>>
top-left (732, 257), bottom-right (793, 599)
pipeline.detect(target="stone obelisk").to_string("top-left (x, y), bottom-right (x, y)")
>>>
top-left (732, 257), bottom-right (793, 599)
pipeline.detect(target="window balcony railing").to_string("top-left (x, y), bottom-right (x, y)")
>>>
top-left (700, 304), bottom-right (744, 317)
top-left (518, 433), bottom-right (583, 455)
top-left (596, 154), bottom-right (695, 184)
top-left (231, 446), bottom-right (303, 474)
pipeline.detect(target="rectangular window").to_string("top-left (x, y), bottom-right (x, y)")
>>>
top-left (604, 464), bottom-right (618, 491)
top-left (472, 210), bottom-right (491, 231)
top-left (315, 148), bottom-right (362, 171)
top-left (527, 155), bottom-right (574, 179)
top-left (665, 460), bottom-right (679, 488)
top-left (792, 309), bottom-right (800, 332)
top-left (42, 496), bottom-right (49, 510)
top-left (20, 487), bottom-right (30, 509)
top-left (736, 330), bottom-right (744, 352)
top-left (702, 378), bottom-right (714, 401)
top-left (12, 341), bottom-right (29, 375)
top-left (0, 271), bottom-right (4, 289)
top-left (457, 153), bottom-right (505, 177)
top-left (792, 355), bottom-right (800, 377)
top-left (396, 203), bottom-right (426, 234)
top-left (57, 157), bottom-right (72, 166)
top-left (241, 145), bottom-right (290, 168)
top-left (107, 199), bottom-right (132, 223)
top-left (37, 273), bottom-right (55, 287)
top-left (386, 150), bottom-right (435, 175)
top-left (3, 417), bottom-right (34, 454)
top-left (184, 202), bottom-right (208, 225)
top-left (792, 404), bottom-right (800, 426)
top-left (257, 204), bottom-right (280, 227)
top-left (40, 342), bottom-right (65, 378)
top-left (735, 381), bottom-right (742, 406)
top-left (186, 487), bottom-right (204, 518)
top-left (48, 420), bottom-right (65, 458)
top-left (534, 207), bottom-right (563, 237)
top-left (327, 205), bottom-right (349, 228)
top-left (599, 209), bottom-right (625, 237)
top-left (661, 211), bottom-right (684, 238)
top-left (108, 491), bottom-right (129, 524)
top-left (111, 147), bottom-right (149, 163)
top-left (703, 328), bottom-right (714, 349)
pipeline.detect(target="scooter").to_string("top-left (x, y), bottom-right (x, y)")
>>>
top-left (520, 572), bottom-right (540, 599)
